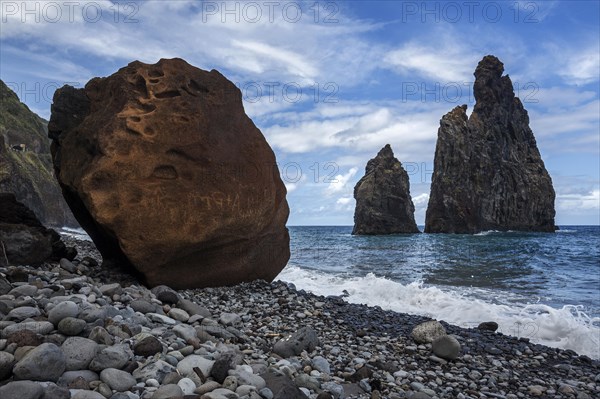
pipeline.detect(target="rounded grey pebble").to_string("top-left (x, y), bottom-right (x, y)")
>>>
top-left (48, 301), bottom-right (79, 326)
top-left (151, 384), bottom-right (183, 399)
top-left (13, 343), bottom-right (66, 382)
top-left (0, 380), bottom-right (44, 399)
top-left (59, 258), bottom-right (77, 273)
top-left (0, 350), bottom-right (15, 380)
top-left (40, 383), bottom-right (70, 399)
top-left (432, 335), bottom-right (461, 360)
top-left (61, 337), bottom-right (97, 371)
top-left (321, 381), bottom-right (344, 399)
top-left (71, 391), bottom-right (106, 399)
top-left (100, 368), bottom-right (136, 392)
top-left (58, 317), bottom-right (86, 336)
top-left (259, 387), bottom-right (274, 399)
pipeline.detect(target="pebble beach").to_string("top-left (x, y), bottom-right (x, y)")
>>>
top-left (0, 237), bottom-right (598, 399)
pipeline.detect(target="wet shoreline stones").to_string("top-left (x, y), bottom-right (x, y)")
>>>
top-left (0, 237), bottom-right (598, 399)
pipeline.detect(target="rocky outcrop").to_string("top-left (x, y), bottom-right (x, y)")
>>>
top-left (425, 55), bottom-right (556, 233)
top-left (48, 58), bottom-right (290, 289)
top-left (352, 144), bottom-right (419, 234)
top-left (0, 193), bottom-right (75, 265)
top-left (0, 80), bottom-right (77, 227)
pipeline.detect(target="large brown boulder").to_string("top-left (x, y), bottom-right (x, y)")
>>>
top-left (352, 144), bottom-right (420, 235)
top-left (48, 58), bottom-right (290, 288)
top-left (0, 193), bottom-right (76, 266)
top-left (425, 55), bottom-right (556, 233)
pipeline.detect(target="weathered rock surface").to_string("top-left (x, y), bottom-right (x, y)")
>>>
top-left (0, 193), bottom-right (75, 265)
top-left (352, 144), bottom-right (419, 235)
top-left (425, 55), bottom-right (556, 233)
top-left (411, 320), bottom-right (447, 344)
top-left (48, 58), bottom-right (290, 288)
top-left (12, 343), bottom-right (66, 382)
top-left (0, 80), bottom-right (77, 227)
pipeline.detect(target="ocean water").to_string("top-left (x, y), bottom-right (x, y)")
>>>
top-left (278, 226), bottom-right (600, 359)
top-left (61, 225), bottom-right (600, 359)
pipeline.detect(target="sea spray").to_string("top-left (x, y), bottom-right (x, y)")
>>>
top-left (279, 266), bottom-right (600, 359)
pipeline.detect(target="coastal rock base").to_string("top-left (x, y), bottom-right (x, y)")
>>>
top-left (0, 193), bottom-right (75, 266)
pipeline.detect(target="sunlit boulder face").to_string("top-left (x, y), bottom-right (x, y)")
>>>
top-left (48, 58), bottom-right (290, 288)
top-left (353, 144), bottom-right (420, 235)
top-left (425, 55), bottom-right (556, 233)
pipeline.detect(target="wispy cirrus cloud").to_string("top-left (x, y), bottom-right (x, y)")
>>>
top-left (383, 34), bottom-right (480, 82)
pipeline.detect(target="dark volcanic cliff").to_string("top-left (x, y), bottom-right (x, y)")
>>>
top-left (425, 55), bottom-right (556, 233)
top-left (353, 144), bottom-right (420, 235)
top-left (0, 80), bottom-right (77, 227)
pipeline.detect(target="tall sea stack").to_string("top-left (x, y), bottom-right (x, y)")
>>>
top-left (425, 55), bottom-right (556, 233)
top-left (353, 144), bottom-right (420, 235)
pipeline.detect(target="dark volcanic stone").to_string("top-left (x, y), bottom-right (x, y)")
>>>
top-left (273, 326), bottom-right (319, 358)
top-left (353, 144), bottom-right (420, 235)
top-left (0, 380), bottom-right (44, 399)
top-left (425, 55), bottom-right (556, 233)
top-left (151, 285), bottom-right (180, 304)
top-left (478, 321), bottom-right (499, 332)
top-left (48, 57), bottom-right (290, 289)
top-left (210, 351), bottom-right (244, 383)
top-left (0, 193), bottom-right (76, 266)
top-left (261, 371), bottom-right (309, 399)
top-left (134, 335), bottom-right (163, 357)
top-left (7, 329), bottom-right (44, 347)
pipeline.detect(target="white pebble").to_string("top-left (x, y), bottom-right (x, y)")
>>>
top-left (145, 378), bottom-right (160, 387)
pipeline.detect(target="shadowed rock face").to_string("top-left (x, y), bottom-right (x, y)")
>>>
top-left (48, 58), bottom-right (290, 288)
top-left (353, 144), bottom-right (420, 235)
top-left (425, 55), bottom-right (556, 234)
top-left (0, 193), bottom-right (76, 265)
top-left (0, 80), bottom-right (77, 227)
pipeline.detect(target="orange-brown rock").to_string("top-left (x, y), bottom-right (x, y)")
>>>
top-left (48, 58), bottom-right (290, 288)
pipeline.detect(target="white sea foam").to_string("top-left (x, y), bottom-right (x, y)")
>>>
top-left (278, 266), bottom-right (600, 359)
top-left (474, 230), bottom-right (501, 236)
top-left (60, 227), bottom-right (92, 241)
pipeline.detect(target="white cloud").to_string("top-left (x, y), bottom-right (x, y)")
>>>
top-left (335, 196), bottom-right (355, 212)
top-left (263, 101), bottom-right (445, 159)
top-left (283, 173), bottom-right (307, 194)
top-left (0, 0), bottom-right (383, 90)
top-left (557, 45), bottom-right (600, 85)
top-left (285, 182), bottom-right (298, 193)
top-left (529, 100), bottom-right (600, 145)
top-left (557, 190), bottom-right (600, 212)
top-left (231, 40), bottom-right (318, 83)
top-left (325, 167), bottom-right (358, 196)
top-left (412, 193), bottom-right (430, 208)
top-left (336, 197), bottom-right (353, 205)
top-left (384, 35), bottom-right (479, 82)
top-left (533, 87), bottom-right (597, 110)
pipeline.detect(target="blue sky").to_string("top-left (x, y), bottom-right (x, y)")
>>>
top-left (1, 0), bottom-right (599, 226)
